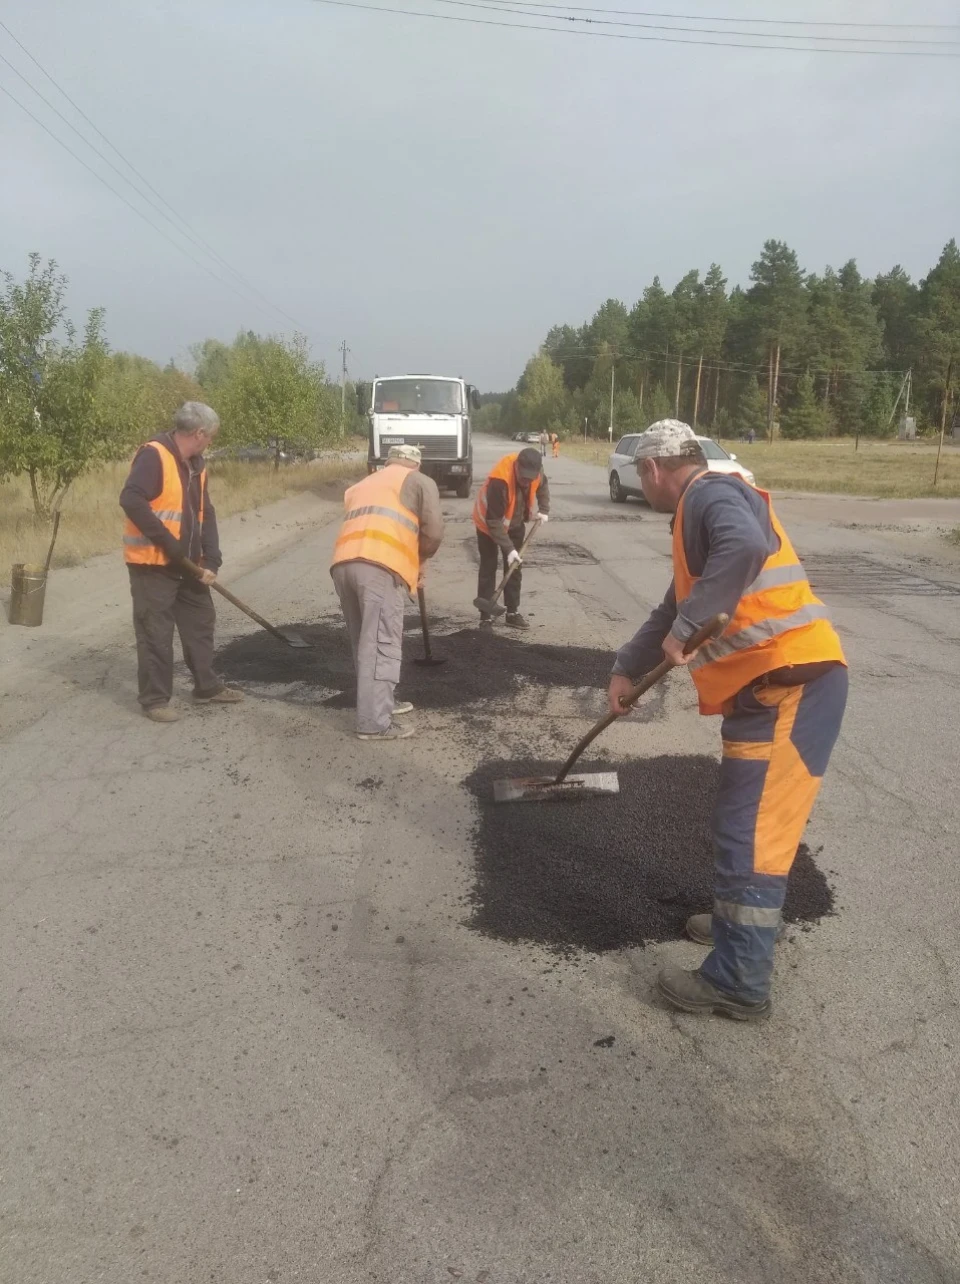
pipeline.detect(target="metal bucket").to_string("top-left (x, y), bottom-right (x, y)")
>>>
top-left (9, 563), bottom-right (47, 627)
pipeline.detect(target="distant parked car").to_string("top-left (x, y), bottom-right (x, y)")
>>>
top-left (511, 431), bottom-right (541, 445)
top-left (608, 433), bottom-right (755, 503)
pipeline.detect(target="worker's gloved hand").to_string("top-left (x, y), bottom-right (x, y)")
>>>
top-left (507, 549), bottom-right (523, 568)
top-left (607, 673), bottom-right (635, 717)
top-left (537, 513), bottom-right (549, 524)
top-left (198, 568), bottom-right (217, 586)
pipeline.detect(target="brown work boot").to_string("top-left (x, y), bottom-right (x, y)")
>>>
top-left (143, 704), bottom-right (181, 723)
top-left (685, 913), bottom-right (786, 947)
top-left (656, 963), bottom-right (771, 1021)
top-left (193, 685), bottom-right (244, 704)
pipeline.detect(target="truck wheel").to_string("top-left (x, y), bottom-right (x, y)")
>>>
top-left (456, 477), bottom-right (472, 498)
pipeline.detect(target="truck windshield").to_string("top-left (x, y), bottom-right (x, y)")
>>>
top-left (374, 379), bottom-right (462, 415)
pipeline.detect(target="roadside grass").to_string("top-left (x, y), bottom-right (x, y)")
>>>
top-left (0, 449), bottom-right (364, 587)
top-left (553, 436), bottom-right (960, 498)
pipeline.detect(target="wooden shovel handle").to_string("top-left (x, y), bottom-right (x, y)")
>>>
top-left (553, 612), bottom-right (729, 784)
top-left (178, 556), bottom-right (293, 645)
top-left (488, 518), bottom-right (541, 606)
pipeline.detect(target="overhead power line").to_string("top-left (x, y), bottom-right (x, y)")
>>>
top-left (309, 0), bottom-right (960, 54)
top-left (0, 20), bottom-right (305, 331)
top-left (464, 1), bottom-right (960, 31)
top-left (0, 80), bottom-right (303, 324)
top-left (459, 0), bottom-right (960, 45)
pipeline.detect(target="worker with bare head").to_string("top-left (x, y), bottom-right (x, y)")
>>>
top-left (119, 401), bottom-right (243, 722)
top-left (472, 446), bottom-right (550, 630)
top-left (330, 444), bottom-right (444, 740)
top-left (609, 419), bottom-right (848, 1021)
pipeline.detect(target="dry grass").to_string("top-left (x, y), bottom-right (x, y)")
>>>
top-left (0, 449), bottom-right (364, 587)
top-left (554, 435), bottom-right (960, 498)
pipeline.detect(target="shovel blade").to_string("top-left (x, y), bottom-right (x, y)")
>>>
top-left (413, 656), bottom-right (447, 666)
top-left (492, 772), bottom-right (620, 804)
top-left (281, 633), bottom-right (311, 648)
top-left (473, 597), bottom-right (507, 618)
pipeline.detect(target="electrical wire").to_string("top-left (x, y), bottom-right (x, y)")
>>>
top-left (309, 0), bottom-right (960, 54)
top-left (462, 0), bottom-right (960, 31)
top-left (0, 79), bottom-right (302, 325)
top-left (437, 0), bottom-right (960, 45)
top-left (0, 21), bottom-right (305, 331)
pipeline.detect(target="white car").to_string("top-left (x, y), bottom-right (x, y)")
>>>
top-left (608, 433), bottom-right (755, 503)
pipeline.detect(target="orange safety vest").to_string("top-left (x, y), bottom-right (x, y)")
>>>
top-left (472, 453), bottom-right (542, 537)
top-left (123, 440), bottom-right (204, 566)
top-left (331, 464), bottom-right (421, 592)
top-left (674, 472), bottom-right (846, 715)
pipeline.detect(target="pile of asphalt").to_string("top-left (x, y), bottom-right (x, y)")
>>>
top-left (464, 754), bottom-right (834, 953)
top-left (215, 616), bottom-right (616, 709)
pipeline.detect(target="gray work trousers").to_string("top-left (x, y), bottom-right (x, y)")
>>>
top-left (128, 566), bottom-right (220, 708)
top-left (331, 560), bottom-right (407, 733)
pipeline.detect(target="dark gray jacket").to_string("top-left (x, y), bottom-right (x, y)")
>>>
top-left (613, 473), bottom-right (777, 678)
top-left (119, 433), bottom-right (221, 570)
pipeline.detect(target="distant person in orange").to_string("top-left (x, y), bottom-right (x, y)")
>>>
top-left (551, 433), bottom-right (560, 459)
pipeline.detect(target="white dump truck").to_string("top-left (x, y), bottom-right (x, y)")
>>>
top-left (363, 373), bottom-right (480, 497)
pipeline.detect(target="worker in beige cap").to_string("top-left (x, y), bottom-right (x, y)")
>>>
top-left (331, 444), bottom-right (444, 739)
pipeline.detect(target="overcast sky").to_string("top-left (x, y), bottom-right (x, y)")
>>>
top-left (1, 0), bottom-right (957, 390)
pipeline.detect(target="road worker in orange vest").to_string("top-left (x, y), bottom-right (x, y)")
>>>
top-left (331, 444), bottom-right (444, 740)
top-left (472, 447), bottom-right (550, 630)
top-left (119, 402), bottom-right (243, 723)
top-left (608, 420), bottom-right (847, 1021)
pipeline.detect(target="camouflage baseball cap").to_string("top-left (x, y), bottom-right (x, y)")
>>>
top-left (633, 419), bottom-right (701, 460)
top-left (387, 443), bottom-right (422, 464)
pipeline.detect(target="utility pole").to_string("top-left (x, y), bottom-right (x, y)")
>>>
top-left (339, 339), bottom-right (350, 438)
top-left (934, 358), bottom-right (954, 487)
top-left (608, 361), bottom-right (615, 442)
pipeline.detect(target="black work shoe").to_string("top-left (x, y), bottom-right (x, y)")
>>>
top-left (685, 913), bottom-right (787, 948)
top-left (656, 964), bottom-right (771, 1021)
top-left (504, 613), bottom-right (530, 630)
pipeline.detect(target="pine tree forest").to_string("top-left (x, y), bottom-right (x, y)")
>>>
top-left (492, 239), bottom-right (960, 442)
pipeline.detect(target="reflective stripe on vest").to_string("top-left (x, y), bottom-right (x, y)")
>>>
top-left (673, 472), bottom-right (845, 713)
top-left (122, 441), bottom-right (203, 566)
top-left (472, 453), bottom-right (541, 536)
top-left (331, 464), bottom-right (421, 591)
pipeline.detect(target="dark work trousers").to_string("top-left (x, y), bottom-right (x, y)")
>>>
top-left (128, 566), bottom-right (221, 708)
top-left (476, 527), bottom-right (524, 616)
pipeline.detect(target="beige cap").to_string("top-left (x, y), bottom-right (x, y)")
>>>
top-left (387, 443), bottom-right (422, 464)
top-left (633, 419), bottom-right (701, 460)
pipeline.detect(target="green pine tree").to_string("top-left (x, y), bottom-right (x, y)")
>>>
top-left (734, 379), bottom-right (768, 440)
top-left (781, 373), bottom-right (827, 439)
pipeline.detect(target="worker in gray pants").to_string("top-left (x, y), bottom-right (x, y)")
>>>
top-left (330, 444), bottom-right (444, 740)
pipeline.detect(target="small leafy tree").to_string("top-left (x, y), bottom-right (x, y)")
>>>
top-left (0, 255), bottom-right (112, 518)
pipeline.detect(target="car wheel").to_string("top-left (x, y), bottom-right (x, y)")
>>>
top-left (609, 472), bottom-right (627, 503)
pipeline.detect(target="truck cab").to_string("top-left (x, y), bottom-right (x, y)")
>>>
top-left (365, 374), bottom-right (479, 497)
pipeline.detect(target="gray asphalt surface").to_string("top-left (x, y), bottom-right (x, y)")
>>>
top-left (2, 436), bottom-right (960, 1283)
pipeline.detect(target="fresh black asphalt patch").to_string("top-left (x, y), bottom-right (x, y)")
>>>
top-left (464, 754), bottom-right (834, 953)
top-left (215, 616), bottom-right (617, 709)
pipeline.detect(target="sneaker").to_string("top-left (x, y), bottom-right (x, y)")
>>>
top-left (504, 613), bottom-right (530, 630)
top-left (393, 701), bottom-right (414, 716)
top-left (143, 704), bottom-right (180, 723)
top-left (356, 722), bottom-right (415, 741)
top-left (656, 963), bottom-right (771, 1021)
top-left (193, 686), bottom-right (244, 704)
top-left (685, 912), bottom-right (787, 947)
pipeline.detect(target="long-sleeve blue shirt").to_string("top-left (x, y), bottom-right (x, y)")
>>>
top-left (613, 473), bottom-right (778, 679)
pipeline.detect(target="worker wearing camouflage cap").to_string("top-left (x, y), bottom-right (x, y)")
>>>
top-left (609, 419), bottom-right (847, 1021)
top-left (331, 444), bottom-right (444, 740)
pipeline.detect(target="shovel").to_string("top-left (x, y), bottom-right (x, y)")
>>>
top-left (179, 557), bottom-right (311, 648)
top-left (492, 613), bottom-right (729, 803)
top-left (414, 586), bottom-right (446, 667)
top-left (472, 519), bottom-right (541, 619)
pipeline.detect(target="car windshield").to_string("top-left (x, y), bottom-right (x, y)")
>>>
top-left (374, 379), bottom-right (462, 415)
top-left (698, 438), bottom-right (730, 461)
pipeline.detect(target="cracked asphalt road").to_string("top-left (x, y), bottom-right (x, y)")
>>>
top-left (2, 437), bottom-right (960, 1283)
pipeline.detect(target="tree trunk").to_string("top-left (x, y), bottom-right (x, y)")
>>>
top-left (674, 354), bottom-right (683, 417)
top-left (693, 353), bottom-right (704, 429)
top-left (637, 373), bottom-right (644, 413)
top-left (712, 366), bottom-right (721, 429)
top-left (934, 359), bottom-right (954, 486)
top-left (28, 468), bottom-right (48, 520)
top-left (274, 441), bottom-right (281, 472)
top-left (766, 346), bottom-right (775, 442)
